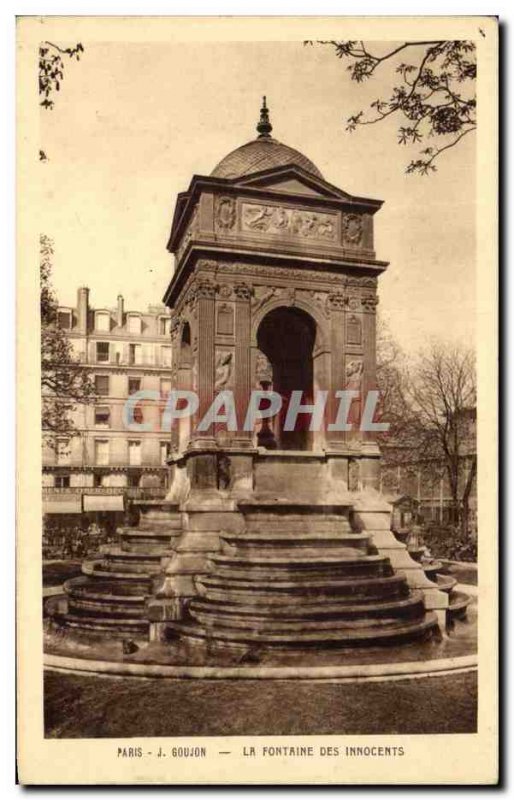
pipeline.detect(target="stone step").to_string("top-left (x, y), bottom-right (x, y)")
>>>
top-left (102, 547), bottom-right (166, 563)
top-left (119, 542), bottom-right (174, 556)
top-left (59, 611), bottom-right (149, 636)
top-left (436, 574), bottom-right (458, 593)
top-left (64, 576), bottom-right (147, 601)
top-left (220, 531), bottom-right (369, 546)
top-left (118, 527), bottom-right (181, 539)
top-left (83, 562), bottom-right (155, 585)
top-left (188, 610), bottom-right (425, 633)
top-left (90, 557), bottom-right (164, 576)
top-left (196, 573), bottom-right (409, 602)
top-left (244, 518), bottom-right (353, 534)
top-left (137, 517), bottom-right (183, 531)
top-left (67, 598), bottom-right (147, 618)
top-left (209, 554), bottom-right (393, 581)
top-left (189, 591), bottom-right (426, 624)
top-left (448, 590), bottom-right (471, 621)
top-left (422, 560), bottom-right (444, 581)
top-left (170, 613), bottom-right (438, 648)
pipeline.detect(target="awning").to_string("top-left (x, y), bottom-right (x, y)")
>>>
top-left (83, 494), bottom-right (125, 512)
top-left (43, 496), bottom-right (82, 515)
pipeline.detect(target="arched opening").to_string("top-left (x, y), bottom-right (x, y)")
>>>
top-left (257, 306), bottom-right (316, 451)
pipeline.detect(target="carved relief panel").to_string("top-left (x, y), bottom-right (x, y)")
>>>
top-left (215, 349), bottom-right (234, 391)
top-left (216, 303), bottom-right (234, 336)
top-left (241, 202), bottom-right (337, 242)
top-left (214, 196), bottom-right (236, 233)
top-left (346, 314), bottom-right (362, 346)
top-left (342, 213), bottom-right (363, 248)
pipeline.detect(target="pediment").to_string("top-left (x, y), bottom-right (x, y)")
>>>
top-left (233, 165), bottom-right (355, 201)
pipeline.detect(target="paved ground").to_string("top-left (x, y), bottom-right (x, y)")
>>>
top-left (44, 670), bottom-right (477, 738)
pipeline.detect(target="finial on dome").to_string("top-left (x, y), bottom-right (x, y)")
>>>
top-left (256, 95), bottom-right (272, 138)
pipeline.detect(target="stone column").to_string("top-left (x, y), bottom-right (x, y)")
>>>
top-left (362, 291), bottom-right (379, 417)
top-left (326, 292), bottom-right (346, 449)
top-left (192, 277), bottom-right (216, 448)
top-left (358, 289), bottom-right (380, 489)
top-left (233, 282), bottom-right (253, 445)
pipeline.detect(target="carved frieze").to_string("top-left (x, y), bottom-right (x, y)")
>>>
top-left (327, 293), bottom-right (346, 311)
top-left (361, 294), bottom-right (379, 312)
top-left (195, 279), bottom-right (217, 300)
top-left (241, 203), bottom-right (337, 241)
top-left (207, 261), bottom-right (377, 290)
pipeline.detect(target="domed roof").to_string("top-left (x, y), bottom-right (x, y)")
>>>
top-left (211, 97), bottom-right (323, 181)
top-left (211, 137), bottom-right (323, 180)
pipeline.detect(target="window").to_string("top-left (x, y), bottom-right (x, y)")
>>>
top-left (129, 344), bottom-right (142, 365)
top-left (160, 378), bottom-right (172, 399)
top-left (55, 475), bottom-right (70, 488)
top-left (160, 441), bottom-right (171, 466)
top-left (57, 310), bottom-right (72, 329)
top-left (128, 440), bottom-right (141, 466)
top-left (128, 472), bottom-right (140, 488)
top-left (159, 317), bottom-right (171, 336)
top-left (127, 315), bottom-right (142, 335)
top-left (128, 377), bottom-right (141, 395)
top-left (93, 473), bottom-right (105, 488)
top-left (95, 312), bottom-right (110, 332)
top-left (133, 405), bottom-right (144, 424)
top-left (96, 342), bottom-right (110, 362)
top-left (94, 406), bottom-right (110, 428)
top-left (56, 440), bottom-right (71, 466)
top-left (95, 439), bottom-right (109, 466)
top-left (95, 375), bottom-right (109, 396)
top-left (161, 346), bottom-right (172, 367)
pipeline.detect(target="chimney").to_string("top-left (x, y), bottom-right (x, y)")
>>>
top-left (117, 294), bottom-right (124, 327)
top-left (77, 287), bottom-right (89, 333)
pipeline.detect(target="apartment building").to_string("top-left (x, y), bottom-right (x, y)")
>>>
top-left (42, 288), bottom-right (173, 515)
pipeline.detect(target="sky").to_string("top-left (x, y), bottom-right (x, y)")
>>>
top-left (40, 39), bottom-right (476, 355)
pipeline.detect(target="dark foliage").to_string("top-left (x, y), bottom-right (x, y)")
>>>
top-left (39, 41), bottom-right (84, 110)
top-left (307, 40), bottom-right (476, 174)
top-left (422, 525), bottom-right (477, 562)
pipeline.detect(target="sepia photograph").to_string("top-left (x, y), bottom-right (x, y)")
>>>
top-left (16, 14), bottom-right (498, 785)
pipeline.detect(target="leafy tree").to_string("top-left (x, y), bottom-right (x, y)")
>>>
top-left (41, 235), bottom-right (96, 445)
top-left (310, 40), bottom-right (476, 174)
top-left (39, 41), bottom-right (84, 160)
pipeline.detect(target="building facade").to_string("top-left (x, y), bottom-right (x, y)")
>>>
top-left (42, 288), bottom-right (173, 515)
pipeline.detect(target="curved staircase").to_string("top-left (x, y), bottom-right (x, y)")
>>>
top-left (397, 530), bottom-right (472, 624)
top-left (51, 504), bottom-right (182, 639)
top-left (169, 506), bottom-right (438, 650)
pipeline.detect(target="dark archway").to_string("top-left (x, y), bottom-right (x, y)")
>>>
top-left (257, 306), bottom-right (316, 450)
